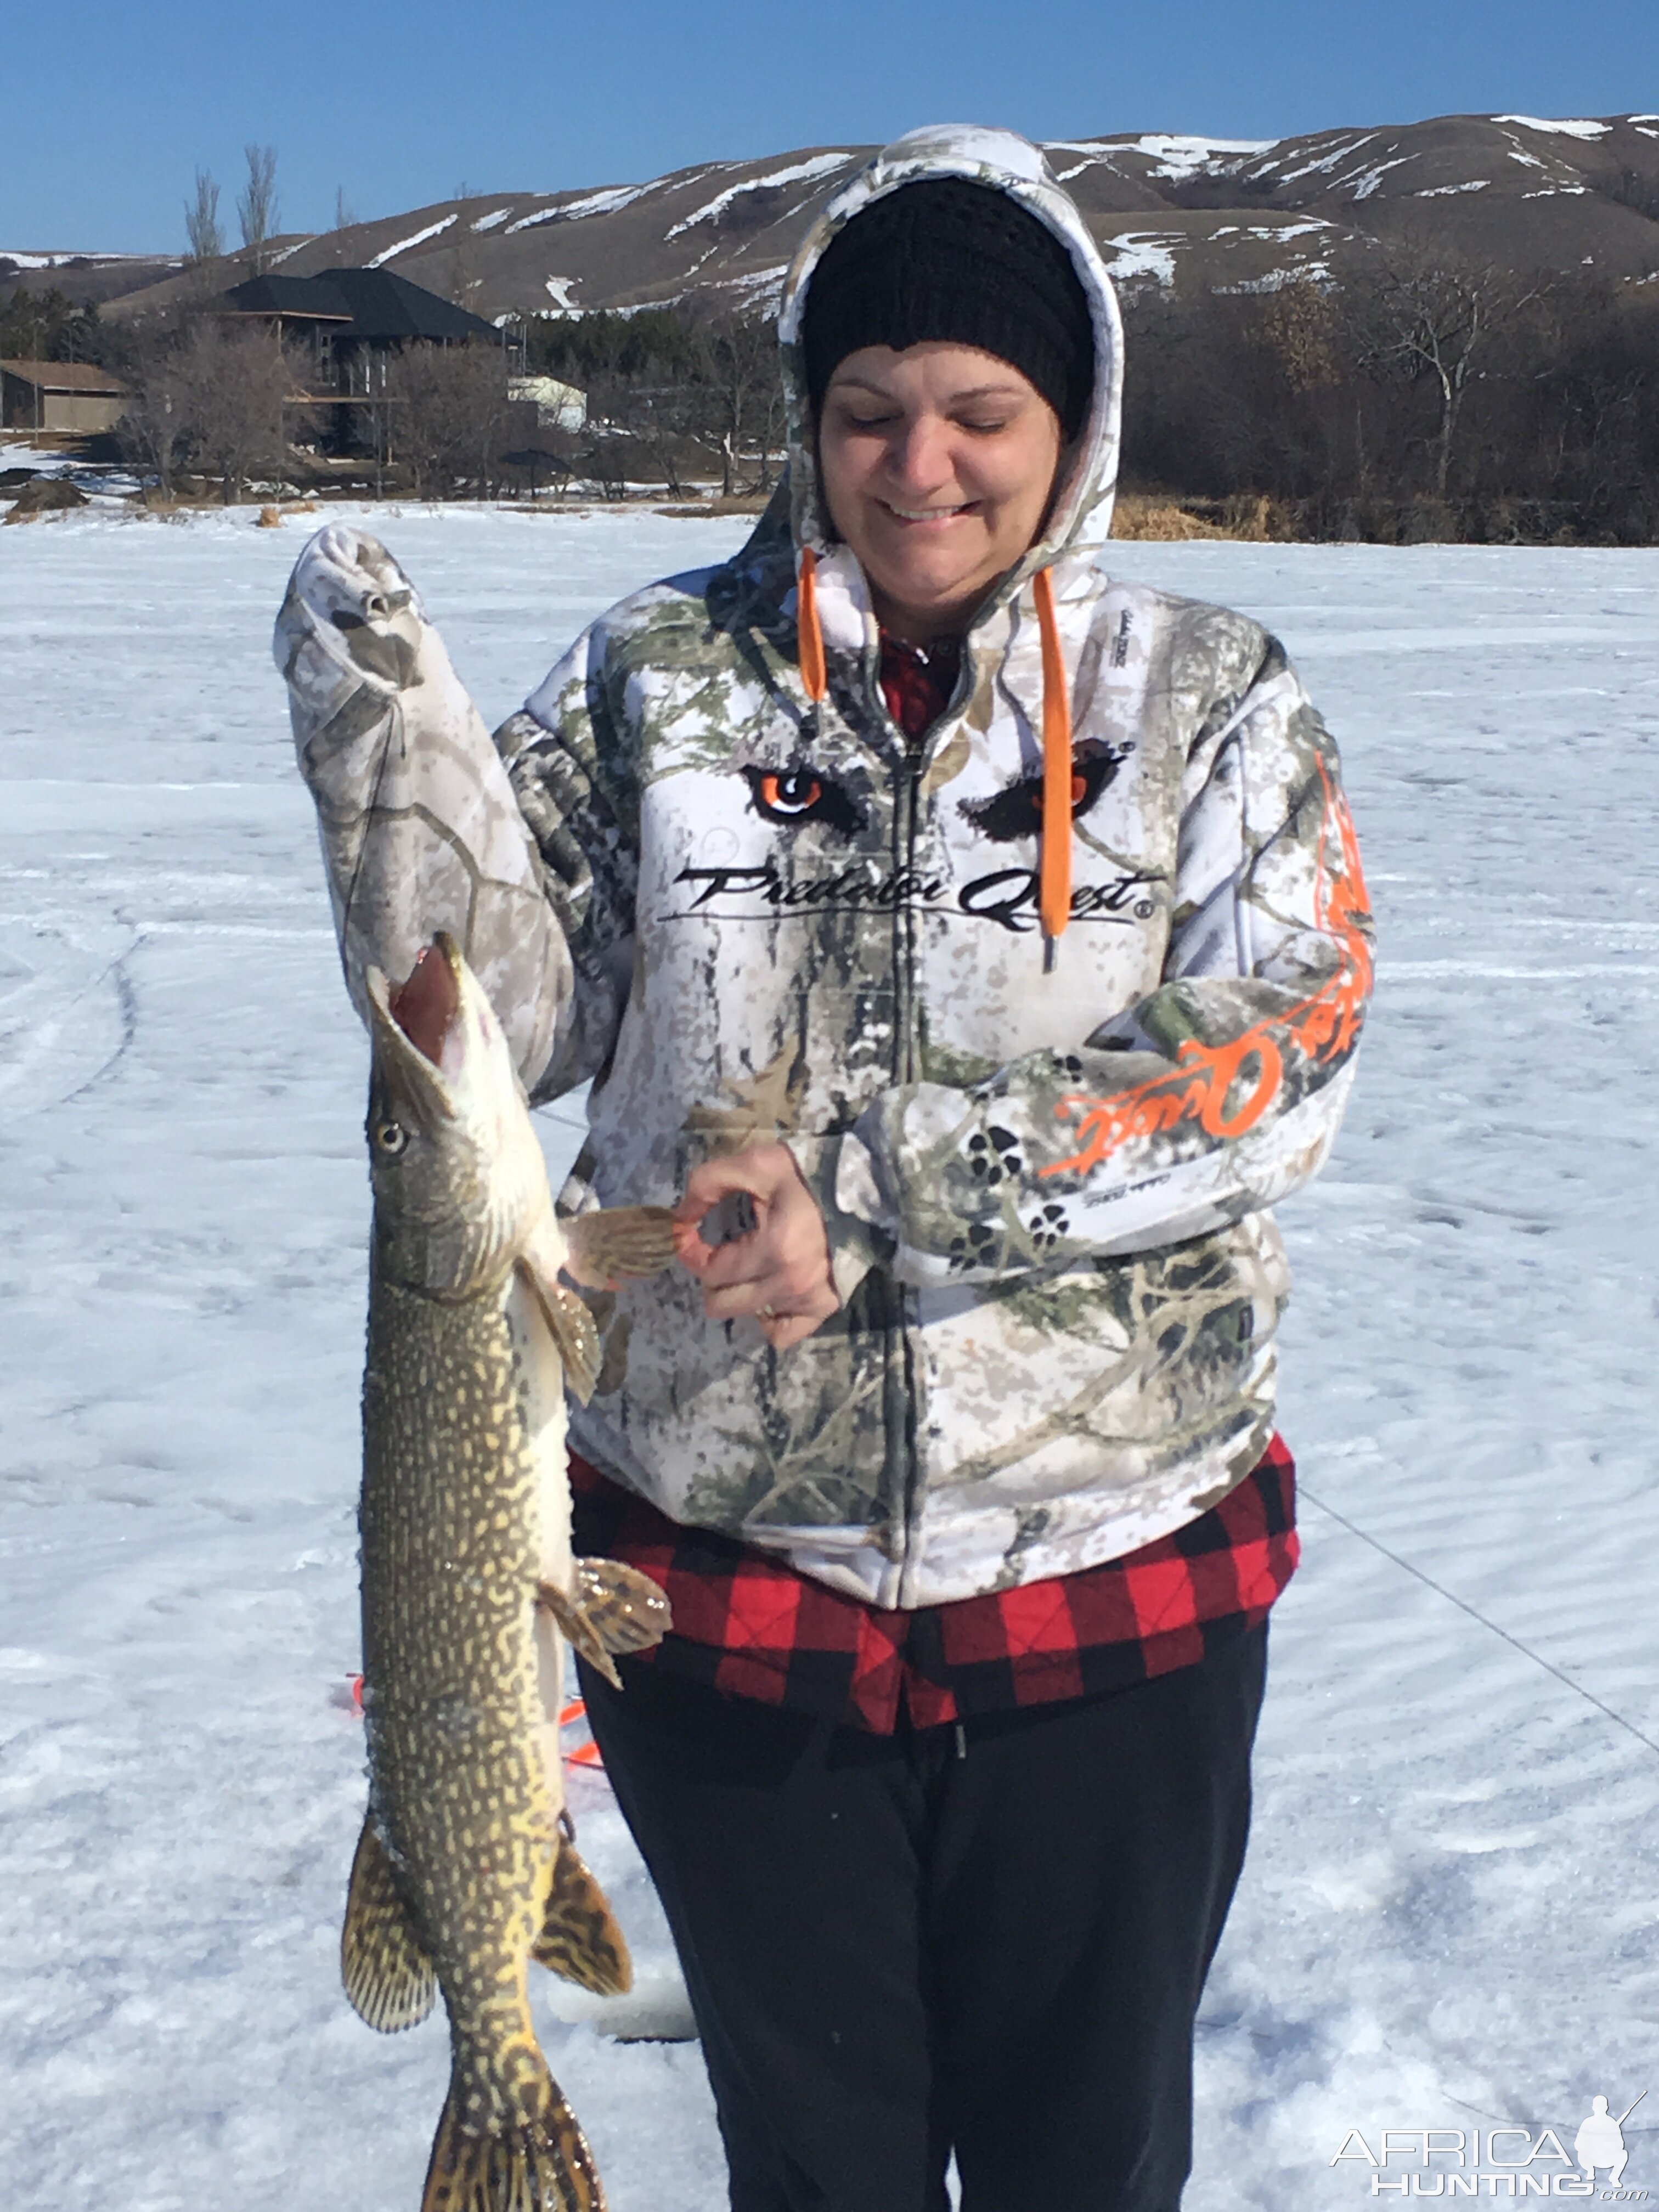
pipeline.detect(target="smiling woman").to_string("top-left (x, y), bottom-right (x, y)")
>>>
top-left (277, 120), bottom-right (1372, 2212)
top-left (804, 174), bottom-right (1091, 639)
top-left (817, 343), bottom-right (1064, 637)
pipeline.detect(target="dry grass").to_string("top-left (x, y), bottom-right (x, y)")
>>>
top-left (1111, 492), bottom-right (1291, 542)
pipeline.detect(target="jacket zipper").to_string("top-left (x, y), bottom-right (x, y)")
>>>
top-left (885, 689), bottom-right (929, 1605)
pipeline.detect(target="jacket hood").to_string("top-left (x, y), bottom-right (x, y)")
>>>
top-left (776, 123), bottom-right (1125, 583)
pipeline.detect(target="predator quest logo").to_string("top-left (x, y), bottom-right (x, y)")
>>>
top-left (674, 741), bottom-right (1150, 934)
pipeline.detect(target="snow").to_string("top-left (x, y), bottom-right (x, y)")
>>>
top-left (663, 154), bottom-right (853, 241)
top-left (708, 262), bottom-right (791, 309)
top-left (509, 184), bottom-right (652, 234)
top-left (1268, 133), bottom-right (1380, 186)
top-left (1417, 179), bottom-right (1491, 195)
top-left (0, 249), bottom-right (155, 268)
top-left (1351, 155), bottom-right (1419, 200)
top-left (3, 511), bottom-right (1658, 2209)
top-left (1102, 230), bottom-right (1186, 285)
top-left (1494, 116), bottom-right (1612, 139)
top-left (469, 207), bottom-right (516, 233)
top-left (543, 276), bottom-right (580, 311)
top-left (1245, 220), bottom-right (1333, 240)
top-left (365, 214), bottom-right (458, 268)
top-left (1099, 133), bottom-right (1278, 179)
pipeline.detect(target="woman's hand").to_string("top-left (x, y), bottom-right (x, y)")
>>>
top-left (673, 1144), bottom-right (839, 1352)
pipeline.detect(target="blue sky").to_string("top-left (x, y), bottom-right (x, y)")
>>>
top-left (5, 0), bottom-right (1657, 254)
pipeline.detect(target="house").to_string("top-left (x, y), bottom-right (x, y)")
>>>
top-left (217, 267), bottom-right (504, 458)
top-left (506, 375), bottom-right (587, 431)
top-left (219, 268), bottom-right (499, 392)
top-left (0, 358), bottom-right (128, 435)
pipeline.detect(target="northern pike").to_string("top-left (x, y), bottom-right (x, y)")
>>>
top-left (342, 932), bottom-right (675, 2212)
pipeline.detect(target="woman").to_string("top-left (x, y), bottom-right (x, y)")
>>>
top-left (279, 124), bottom-right (1372, 2212)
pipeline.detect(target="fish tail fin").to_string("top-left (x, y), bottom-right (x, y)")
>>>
top-left (341, 1816), bottom-right (437, 2032)
top-left (422, 2063), bottom-right (606, 2212)
top-left (532, 1837), bottom-right (632, 1995)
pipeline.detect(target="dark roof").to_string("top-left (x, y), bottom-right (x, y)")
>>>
top-left (0, 358), bottom-right (128, 393)
top-left (220, 268), bottom-right (498, 343)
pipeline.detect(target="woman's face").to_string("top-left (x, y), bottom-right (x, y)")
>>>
top-left (816, 342), bottom-right (1066, 641)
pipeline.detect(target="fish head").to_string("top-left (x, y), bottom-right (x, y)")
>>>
top-left (364, 934), bottom-right (554, 1296)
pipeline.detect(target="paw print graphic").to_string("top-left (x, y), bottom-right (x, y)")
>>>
top-left (967, 1126), bottom-right (1024, 1187)
top-left (946, 1220), bottom-right (1002, 1274)
top-left (1028, 1202), bottom-right (1071, 1255)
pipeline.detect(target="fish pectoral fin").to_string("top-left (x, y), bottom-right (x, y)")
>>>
top-left (575, 1559), bottom-right (673, 1655)
top-left (532, 1837), bottom-right (633, 1996)
top-left (517, 1260), bottom-right (602, 1404)
top-left (341, 1816), bottom-right (437, 2033)
top-left (562, 1205), bottom-right (680, 1290)
top-left (538, 1579), bottom-right (623, 1690)
top-left (539, 1562), bottom-right (671, 1686)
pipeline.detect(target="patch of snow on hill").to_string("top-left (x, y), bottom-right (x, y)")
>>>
top-left (1102, 230), bottom-right (1184, 284)
top-left (709, 263), bottom-right (791, 308)
top-left (664, 154), bottom-right (854, 241)
top-left (550, 184), bottom-right (652, 224)
top-left (1417, 179), bottom-right (1491, 195)
top-left (504, 202), bottom-right (560, 234)
top-left (1351, 155), bottom-right (1419, 199)
top-left (0, 249), bottom-right (156, 267)
top-left (470, 207), bottom-right (516, 233)
top-left (366, 213), bottom-right (457, 267)
top-left (1269, 133), bottom-right (1380, 185)
top-left (1495, 115), bottom-right (1611, 138)
top-left (1111, 133), bottom-right (1277, 179)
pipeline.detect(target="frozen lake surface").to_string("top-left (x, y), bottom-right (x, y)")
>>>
top-left (2, 504), bottom-right (1656, 2209)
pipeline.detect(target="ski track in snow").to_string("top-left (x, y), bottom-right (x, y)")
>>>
top-left (1, 509), bottom-right (1656, 2209)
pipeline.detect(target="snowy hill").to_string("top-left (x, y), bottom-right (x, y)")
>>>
top-left (52, 110), bottom-right (1659, 327)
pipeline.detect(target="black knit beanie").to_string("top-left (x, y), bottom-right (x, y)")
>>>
top-left (802, 177), bottom-right (1094, 442)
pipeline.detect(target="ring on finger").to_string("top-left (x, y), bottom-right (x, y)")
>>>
top-left (757, 1302), bottom-right (776, 1322)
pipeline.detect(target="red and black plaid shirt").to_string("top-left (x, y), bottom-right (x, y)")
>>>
top-left (567, 636), bottom-right (1299, 1732)
top-left (569, 1442), bottom-right (1297, 1734)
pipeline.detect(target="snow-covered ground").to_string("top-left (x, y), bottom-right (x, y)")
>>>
top-left (2, 506), bottom-right (1656, 2210)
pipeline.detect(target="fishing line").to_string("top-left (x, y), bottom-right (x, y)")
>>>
top-left (1300, 1485), bottom-right (1659, 1762)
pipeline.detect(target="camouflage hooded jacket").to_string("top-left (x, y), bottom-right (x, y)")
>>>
top-left (277, 125), bottom-right (1373, 1609)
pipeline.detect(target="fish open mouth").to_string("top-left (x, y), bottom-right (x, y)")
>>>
top-left (388, 938), bottom-right (461, 1069)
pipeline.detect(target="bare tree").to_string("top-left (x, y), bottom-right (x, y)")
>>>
top-left (1352, 232), bottom-right (1548, 498)
top-left (116, 320), bottom-right (188, 498)
top-left (172, 321), bottom-right (300, 500)
top-left (383, 342), bottom-right (511, 496)
top-left (184, 170), bottom-right (223, 263)
top-left (684, 308), bottom-right (782, 493)
top-left (238, 145), bottom-right (280, 270)
top-left (334, 187), bottom-right (357, 232)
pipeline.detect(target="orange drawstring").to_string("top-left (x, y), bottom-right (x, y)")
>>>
top-left (1032, 567), bottom-right (1073, 951)
top-left (797, 546), bottom-right (827, 702)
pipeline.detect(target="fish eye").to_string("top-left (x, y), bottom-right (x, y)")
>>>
top-left (373, 1120), bottom-right (408, 1155)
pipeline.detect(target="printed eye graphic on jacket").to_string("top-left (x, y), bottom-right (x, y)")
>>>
top-left (741, 764), bottom-right (865, 836)
top-left (961, 741), bottom-right (1133, 843)
top-left (672, 742), bottom-right (1158, 932)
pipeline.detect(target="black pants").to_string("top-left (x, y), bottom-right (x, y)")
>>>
top-left (580, 1622), bottom-right (1266, 2212)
